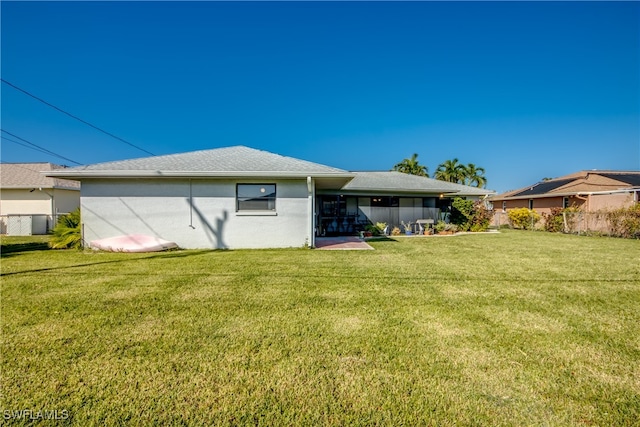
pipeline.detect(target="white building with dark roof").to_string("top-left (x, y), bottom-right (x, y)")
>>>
top-left (0, 163), bottom-right (80, 235)
top-left (48, 146), bottom-right (494, 249)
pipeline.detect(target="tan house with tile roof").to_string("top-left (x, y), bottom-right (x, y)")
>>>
top-left (0, 163), bottom-right (80, 234)
top-left (490, 170), bottom-right (640, 215)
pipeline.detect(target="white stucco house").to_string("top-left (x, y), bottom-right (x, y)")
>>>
top-left (0, 163), bottom-right (80, 235)
top-left (47, 146), bottom-right (493, 249)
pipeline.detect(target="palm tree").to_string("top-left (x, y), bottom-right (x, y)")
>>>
top-left (434, 158), bottom-right (466, 183)
top-left (464, 163), bottom-right (487, 188)
top-left (392, 153), bottom-right (429, 177)
top-left (49, 208), bottom-right (83, 249)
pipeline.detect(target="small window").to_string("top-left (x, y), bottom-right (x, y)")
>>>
top-left (528, 199), bottom-right (534, 210)
top-left (237, 184), bottom-right (276, 211)
top-left (371, 196), bottom-right (399, 207)
top-left (563, 197), bottom-right (570, 209)
top-left (502, 201), bottom-right (506, 212)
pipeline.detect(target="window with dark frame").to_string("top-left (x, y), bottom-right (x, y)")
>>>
top-left (237, 184), bottom-right (276, 211)
top-left (371, 196), bottom-right (399, 207)
top-left (528, 199), bottom-right (534, 210)
top-left (563, 197), bottom-right (570, 209)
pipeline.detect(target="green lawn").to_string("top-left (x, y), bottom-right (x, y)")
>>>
top-left (1, 231), bottom-right (639, 426)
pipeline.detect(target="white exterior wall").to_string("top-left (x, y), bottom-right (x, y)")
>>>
top-left (0, 188), bottom-right (80, 215)
top-left (53, 189), bottom-right (82, 214)
top-left (0, 189), bottom-right (53, 215)
top-left (80, 178), bottom-right (311, 249)
top-left (0, 188), bottom-right (80, 234)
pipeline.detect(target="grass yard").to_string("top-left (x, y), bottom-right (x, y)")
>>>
top-left (1, 231), bottom-right (639, 426)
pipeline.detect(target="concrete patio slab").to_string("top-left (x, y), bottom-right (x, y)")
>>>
top-left (315, 236), bottom-right (374, 250)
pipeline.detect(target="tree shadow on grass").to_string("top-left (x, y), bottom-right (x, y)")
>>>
top-left (365, 237), bottom-right (399, 243)
top-left (1, 241), bottom-right (51, 257)
top-left (0, 249), bottom-right (218, 277)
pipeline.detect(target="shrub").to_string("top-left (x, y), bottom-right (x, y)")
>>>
top-left (450, 198), bottom-right (474, 230)
top-left (434, 221), bottom-right (457, 233)
top-left (364, 224), bottom-right (379, 235)
top-left (375, 222), bottom-right (388, 235)
top-left (508, 207), bottom-right (540, 230)
top-left (450, 198), bottom-right (492, 232)
top-left (444, 223), bottom-right (458, 233)
top-left (542, 207), bottom-right (565, 233)
top-left (49, 208), bottom-right (83, 249)
top-left (606, 204), bottom-right (640, 238)
top-left (543, 207), bottom-right (582, 234)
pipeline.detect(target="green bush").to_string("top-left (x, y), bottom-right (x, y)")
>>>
top-left (607, 204), bottom-right (640, 238)
top-left (542, 207), bottom-right (565, 232)
top-left (49, 208), bottom-right (83, 249)
top-left (543, 207), bottom-right (582, 233)
top-left (450, 197), bottom-right (492, 232)
top-left (508, 207), bottom-right (540, 230)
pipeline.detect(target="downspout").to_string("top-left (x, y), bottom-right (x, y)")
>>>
top-left (574, 194), bottom-right (589, 211)
top-left (307, 176), bottom-right (315, 248)
top-left (188, 179), bottom-right (195, 228)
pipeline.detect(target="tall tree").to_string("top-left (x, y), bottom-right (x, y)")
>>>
top-left (435, 159), bottom-right (488, 187)
top-left (434, 158), bottom-right (466, 183)
top-left (392, 153), bottom-right (429, 177)
top-left (464, 163), bottom-right (487, 188)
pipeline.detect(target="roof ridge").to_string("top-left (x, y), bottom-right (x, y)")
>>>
top-left (46, 145), bottom-right (352, 177)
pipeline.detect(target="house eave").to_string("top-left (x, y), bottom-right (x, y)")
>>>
top-left (491, 187), bottom-right (639, 201)
top-left (1, 185), bottom-right (79, 191)
top-left (442, 191), bottom-right (494, 197)
top-left (320, 188), bottom-right (452, 196)
top-left (46, 170), bottom-right (356, 180)
top-left (318, 188), bottom-right (494, 197)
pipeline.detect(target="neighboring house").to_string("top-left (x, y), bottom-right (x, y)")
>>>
top-left (490, 170), bottom-right (640, 215)
top-left (0, 163), bottom-right (81, 235)
top-left (47, 146), bottom-right (494, 249)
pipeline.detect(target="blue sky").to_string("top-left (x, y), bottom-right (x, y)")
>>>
top-left (2, 1), bottom-right (638, 193)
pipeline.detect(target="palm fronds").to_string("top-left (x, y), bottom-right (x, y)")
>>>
top-left (49, 208), bottom-right (83, 249)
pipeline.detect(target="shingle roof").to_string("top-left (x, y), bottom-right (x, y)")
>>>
top-left (510, 178), bottom-right (575, 197)
top-left (0, 163), bottom-right (80, 190)
top-left (342, 172), bottom-right (494, 196)
top-left (600, 173), bottom-right (640, 187)
top-left (491, 170), bottom-right (640, 200)
top-left (48, 146), bottom-right (352, 178)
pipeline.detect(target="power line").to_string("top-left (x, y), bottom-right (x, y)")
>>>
top-left (1, 136), bottom-right (63, 159)
top-left (1, 130), bottom-right (82, 165)
top-left (1, 131), bottom-right (82, 165)
top-left (1, 78), bottom-right (155, 156)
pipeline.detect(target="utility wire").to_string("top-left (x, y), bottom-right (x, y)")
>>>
top-left (1, 78), bottom-right (155, 156)
top-left (1, 130), bottom-right (82, 165)
top-left (1, 136), bottom-right (65, 159)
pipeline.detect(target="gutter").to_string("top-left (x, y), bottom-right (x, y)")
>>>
top-left (575, 188), bottom-right (640, 196)
top-left (45, 170), bottom-right (356, 180)
top-left (492, 188), bottom-right (639, 201)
